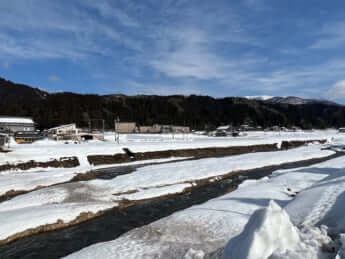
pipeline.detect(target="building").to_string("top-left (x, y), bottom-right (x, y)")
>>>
top-left (138, 125), bottom-right (161, 133)
top-left (215, 125), bottom-right (233, 136)
top-left (171, 126), bottom-right (190, 133)
top-left (115, 122), bottom-right (137, 133)
top-left (14, 131), bottom-right (41, 144)
top-left (139, 124), bottom-right (190, 134)
top-left (47, 123), bottom-right (79, 140)
top-left (0, 117), bottom-right (35, 134)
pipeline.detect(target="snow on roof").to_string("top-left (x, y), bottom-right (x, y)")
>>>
top-left (48, 123), bottom-right (76, 131)
top-left (0, 117), bottom-right (34, 124)
top-left (217, 125), bottom-right (231, 130)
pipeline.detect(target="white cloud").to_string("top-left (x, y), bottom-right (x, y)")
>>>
top-left (0, 1), bottom-right (142, 61)
top-left (326, 80), bottom-right (345, 100)
top-left (82, 0), bottom-right (139, 27)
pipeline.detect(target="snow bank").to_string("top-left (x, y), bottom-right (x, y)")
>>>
top-left (0, 157), bottom-right (188, 196)
top-left (222, 201), bottom-right (300, 259)
top-left (222, 201), bottom-right (334, 259)
top-left (336, 234), bottom-right (345, 259)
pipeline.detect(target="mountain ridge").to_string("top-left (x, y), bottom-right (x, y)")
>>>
top-left (1, 77), bottom-right (345, 130)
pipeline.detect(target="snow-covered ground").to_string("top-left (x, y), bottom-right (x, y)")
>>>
top-left (0, 143), bottom-right (334, 243)
top-left (1, 130), bottom-right (338, 166)
top-left (65, 141), bottom-right (345, 259)
top-left (1, 130), bottom-right (345, 257)
top-left (0, 157), bottom-right (188, 197)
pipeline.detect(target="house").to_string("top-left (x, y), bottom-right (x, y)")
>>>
top-left (115, 122), bottom-right (137, 133)
top-left (47, 123), bottom-right (79, 140)
top-left (216, 125), bottom-right (232, 132)
top-left (138, 124), bottom-right (190, 134)
top-left (171, 126), bottom-right (190, 133)
top-left (338, 128), bottom-right (345, 133)
top-left (215, 125), bottom-right (232, 136)
top-left (0, 116), bottom-right (35, 135)
top-left (239, 124), bottom-right (256, 131)
top-left (14, 131), bottom-right (41, 144)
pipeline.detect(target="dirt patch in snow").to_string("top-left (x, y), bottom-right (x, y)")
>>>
top-left (0, 157), bottom-right (80, 172)
top-left (280, 139), bottom-right (327, 150)
top-left (87, 140), bottom-right (326, 166)
top-left (88, 144), bottom-right (278, 166)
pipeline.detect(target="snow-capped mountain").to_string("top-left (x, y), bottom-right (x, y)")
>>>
top-left (265, 96), bottom-right (339, 106)
top-left (244, 95), bottom-right (274, 101)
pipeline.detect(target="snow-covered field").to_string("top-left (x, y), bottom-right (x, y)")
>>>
top-left (0, 130), bottom-right (337, 166)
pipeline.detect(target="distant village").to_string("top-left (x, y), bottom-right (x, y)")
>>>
top-left (0, 115), bottom-right (340, 147)
top-left (0, 116), bottom-right (191, 146)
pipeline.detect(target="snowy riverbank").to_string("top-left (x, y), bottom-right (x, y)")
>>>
top-left (0, 144), bottom-right (334, 244)
top-left (66, 145), bottom-right (345, 259)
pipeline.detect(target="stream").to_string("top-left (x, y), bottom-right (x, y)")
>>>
top-left (0, 152), bottom-right (342, 259)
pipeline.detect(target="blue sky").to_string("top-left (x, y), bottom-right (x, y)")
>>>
top-left (2, 1), bottom-right (345, 101)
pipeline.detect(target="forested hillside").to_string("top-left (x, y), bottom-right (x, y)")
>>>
top-left (1, 77), bottom-right (345, 130)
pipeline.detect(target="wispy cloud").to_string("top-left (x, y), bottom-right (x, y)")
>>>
top-left (49, 76), bottom-right (60, 82)
top-left (2, 1), bottom-right (345, 100)
top-left (0, 1), bottom-right (141, 62)
top-left (82, 0), bottom-right (139, 27)
top-left (311, 21), bottom-right (345, 49)
top-left (326, 79), bottom-right (345, 99)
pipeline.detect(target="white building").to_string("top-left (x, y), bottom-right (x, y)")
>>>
top-left (0, 117), bottom-right (35, 134)
top-left (47, 123), bottom-right (79, 140)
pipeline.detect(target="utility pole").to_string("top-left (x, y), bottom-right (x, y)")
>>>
top-left (7, 127), bottom-right (10, 149)
top-left (114, 117), bottom-right (120, 144)
top-left (102, 119), bottom-right (105, 140)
